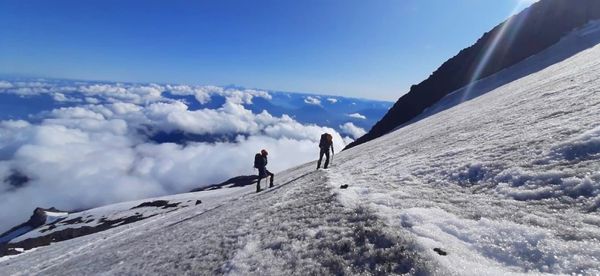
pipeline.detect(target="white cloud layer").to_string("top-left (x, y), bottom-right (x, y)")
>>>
top-left (339, 122), bottom-right (367, 139)
top-left (0, 81), bottom-right (348, 232)
top-left (0, 81), bottom-right (13, 89)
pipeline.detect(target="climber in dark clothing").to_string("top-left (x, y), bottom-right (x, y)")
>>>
top-left (317, 133), bottom-right (334, 169)
top-left (254, 149), bottom-right (274, 192)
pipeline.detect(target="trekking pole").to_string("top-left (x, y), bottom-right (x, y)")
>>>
top-left (331, 152), bottom-right (334, 166)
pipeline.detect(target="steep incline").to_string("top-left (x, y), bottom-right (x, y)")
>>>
top-left (347, 0), bottom-right (600, 150)
top-left (0, 165), bottom-right (429, 275)
top-left (333, 36), bottom-right (600, 274)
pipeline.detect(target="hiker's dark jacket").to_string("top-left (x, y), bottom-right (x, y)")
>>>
top-left (257, 156), bottom-right (267, 168)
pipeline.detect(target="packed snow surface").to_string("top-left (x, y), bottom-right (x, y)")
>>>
top-left (0, 167), bottom-right (429, 275)
top-left (333, 35), bottom-right (600, 274)
top-left (2, 23), bottom-right (600, 276)
top-left (8, 188), bottom-right (246, 244)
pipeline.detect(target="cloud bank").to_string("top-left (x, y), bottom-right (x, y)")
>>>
top-left (0, 80), bottom-right (347, 232)
top-left (339, 122), bottom-right (367, 139)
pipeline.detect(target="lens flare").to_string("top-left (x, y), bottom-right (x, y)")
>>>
top-left (460, 1), bottom-right (535, 103)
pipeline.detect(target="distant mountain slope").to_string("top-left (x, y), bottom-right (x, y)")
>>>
top-left (0, 187), bottom-right (248, 258)
top-left (346, 0), bottom-right (600, 149)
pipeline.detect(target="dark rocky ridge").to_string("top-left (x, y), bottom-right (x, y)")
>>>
top-left (346, 0), bottom-right (600, 150)
top-left (0, 201), bottom-right (187, 257)
top-left (0, 174), bottom-right (255, 257)
top-left (0, 207), bottom-right (65, 243)
top-left (0, 214), bottom-right (153, 257)
top-left (0, 207), bottom-right (66, 256)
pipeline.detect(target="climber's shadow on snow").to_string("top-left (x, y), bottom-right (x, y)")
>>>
top-left (190, 175), bottom-right (260, 192)
top-left (258, 170), bottom-right (318, 195)
top-left (189, 170), bottom-right (315, 195)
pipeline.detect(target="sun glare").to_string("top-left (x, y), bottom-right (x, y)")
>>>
top-left (459, 0), bottom-right (536, 103)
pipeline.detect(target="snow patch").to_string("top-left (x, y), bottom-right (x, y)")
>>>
top-left (493, 168), bottom-right (600, 201)
top-left (389, 207), bottom-right (600, 274)
top-left (44, 211), bottom-right (69, 224)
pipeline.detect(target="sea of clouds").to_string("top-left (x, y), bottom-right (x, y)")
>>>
top-left (0, 80), bottom-right (363, 232)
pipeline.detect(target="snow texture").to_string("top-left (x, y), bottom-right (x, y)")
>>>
top-left (332, 28), bottom-right (600, 274)
top-left (0, 166), bottom-right (430, 275)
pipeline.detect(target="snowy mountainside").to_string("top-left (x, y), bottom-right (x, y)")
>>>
top-left (0, 208), bottom-right (67, 246)
top-left (404, 19), bottom-right (600, 128)
top-left (0, 44), bottom-right (598, 275)
top-left (347, 0), bottom-right (600, 150)
top-left (2, 19), bottom-right (600, 276)
top-left (0, 175), bottom-right (259, 255)
top-left (0, 165), bottom-right (430, 275)
top-left (333, 33), bottom-right (600, 274)
top-left (1, 194), bottom-right (204, 254)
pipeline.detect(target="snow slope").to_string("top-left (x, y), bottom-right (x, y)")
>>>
top-left (405, 20), bottom-right (600, 128)
top-left (0, 166), bottom-right (429, 275)
top-left (6, 188), bottom-right (244, 246)
top-left (2, 22), bottom-right (600, 276)
top-left (332, 34), bottom-right (600, 274)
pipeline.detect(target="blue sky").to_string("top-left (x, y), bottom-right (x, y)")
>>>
top-left (0, 0), bottom-right (536, 100)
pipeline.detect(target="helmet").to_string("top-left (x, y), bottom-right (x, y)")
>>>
top-left (261, 149), bottom-right (268, 156)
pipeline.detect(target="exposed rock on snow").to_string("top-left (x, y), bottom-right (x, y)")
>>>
top-left (433, 248), bottom-right (447, 256)
top-left (0, 208), bottom-right (67, 244)
top-left (131, 200), bottom-right (180, 209)
top-left (0, 196), bottom-right (200, 258)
